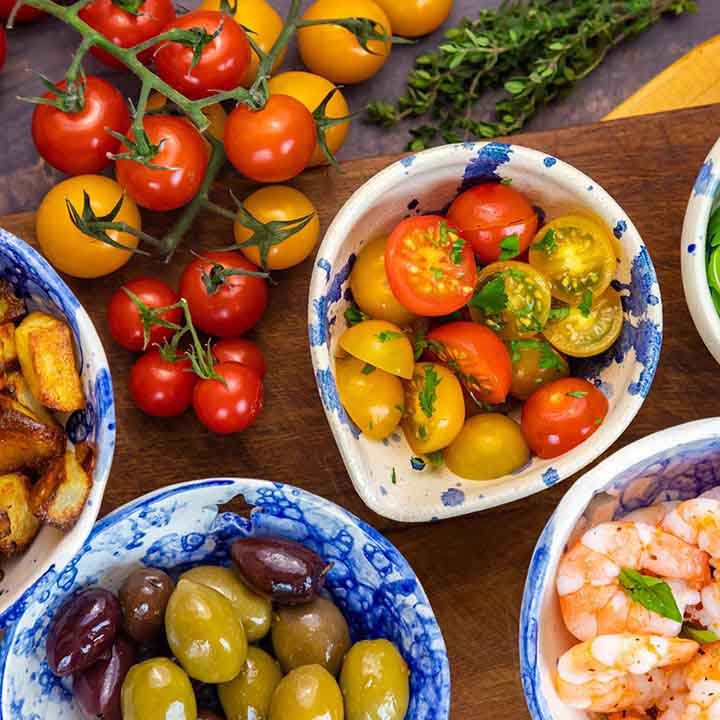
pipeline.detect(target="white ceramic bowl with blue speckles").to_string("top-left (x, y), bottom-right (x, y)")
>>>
top-left (308, 142), bottom-right (663, 522)
top-left (0, 229), bottom-right (115, 622)
top-left (0, 478), bottom-right (450, 720)
top-left (520, 417), bottom-right (720, 719)
top-left (682, 137), bottom-right (720, 364)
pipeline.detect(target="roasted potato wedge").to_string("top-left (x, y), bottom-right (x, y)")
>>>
top-left (0, 280), bottom-right (25, 324)
top-left (0, 474), bottom-right (41, 557)
top-left (3, 370), bottom-right (58, 427)
top-left (30, 448), bottom-right (92, 530)
top-left (15, 312), bottom-right (85, 413)
top-left (0, 323), bottom-right (17, 369)
top-left (0, 396), bottom-right (65, 473)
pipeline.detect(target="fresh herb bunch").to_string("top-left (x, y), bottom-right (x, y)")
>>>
top-left (368, 0), bottom-right (698, 151)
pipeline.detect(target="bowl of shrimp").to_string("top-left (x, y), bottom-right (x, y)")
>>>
top-left (521, 417), bottom-right (720, 720)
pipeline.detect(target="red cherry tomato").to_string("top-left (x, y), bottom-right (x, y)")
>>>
top-left (115, 115), bottom-right (208, 211)
top-left (31, 76), bottom-right (130, 176)
top-left (224, 95), bottom-right (315, 183)
top-left (0, 0), bottom-right (43, 22)
top-left (178, 251), bottom-right (268, 338)
top-left (213, 338), bottom-right (266, 379)
top-left (447, 183), bottom-right (538, 265)
top-left (154, 10), bottom-right (251, 100)
top-left (427, 322), bottom-right (512, 405)
top-left (107, 277), bottom-right (181, 352)
top-left (129, 350), bottom-right (197, 417)
top-left (521, 377), bottom-right (608, 459)
top-left (384, 215), bottom-right (477, 316)
top-left (193, 362), bottom-right (263, 434)
top-left (79, 0), bottom-right (175, 68)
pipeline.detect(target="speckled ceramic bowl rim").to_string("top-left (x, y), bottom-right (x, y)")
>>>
top-left (682, 137), bottom-right (720, 364)
top-left (308, 142), bottom-right (663, 522)
top-left (518, 417), bottom-right (720, 719)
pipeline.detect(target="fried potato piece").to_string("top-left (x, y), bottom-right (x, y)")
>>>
top-left (0, 396), bottom-right (65, 473)
top-left (0, 323), bottom-right (17, 370)
top-left (15, 312), bottom-right (85, 413)
top-left (0, 280), bottom-right (24, 324)
top-left (30, 448), bottom-right (93, 530)
top-left (3, 370), bottom-right (58, 426)
top-left (0, 474), bottom-right (41, 557)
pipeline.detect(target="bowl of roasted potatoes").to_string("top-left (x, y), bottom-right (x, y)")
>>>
top-left (0, 228), bottom-right (115, 620)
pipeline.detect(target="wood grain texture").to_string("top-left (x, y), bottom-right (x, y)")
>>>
top-left (3, 105), bottom-right (720, 717)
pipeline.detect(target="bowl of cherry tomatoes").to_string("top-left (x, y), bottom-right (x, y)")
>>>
top-left (309, 142), bottom-right (663, 522)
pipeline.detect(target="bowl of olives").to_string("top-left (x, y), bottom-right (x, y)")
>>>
top-left (0, 478), bottom-right (449, 719)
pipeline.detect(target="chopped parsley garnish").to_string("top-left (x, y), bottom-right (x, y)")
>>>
top-left (394, 404), bottom-right (405, 414)
top-left (619, 568), bottom-right (682, 623)
top-left (469, 275), bottom-right (508, 315)
top-left (500, 177), bottom-right (513, 185)
top-left (361, 363), bottom-right (375, 375)
top-left (413, 332), bottom-right (446, 360)
top-left (391, 468), bottom-right (397, 484)
top-left (376, 330), bottom-right (404, 342)
top-left (438, 219), bottom-right (448, 246)
top-left (531, 228), bottom-right (556, 254)
top-left (499, 234), bottom-right (520, 260)
top-left (418, 366), bottom-right (441, 418)
top-left (578, 289), bottom-right (593, 317)
top-left (509, 339), bottom-right (564, 372)
top-left (593, 417), bottom-right (603, 425)
top-left (417, 424), bottom-right (428, 439)
top-left (548, 306), bottom-right (570, 322)
top-left (426, 450), bottom-right (444, 467)
top-left (450, 236), bottom-right (465, 264)
top-left (566, 391), bottom-right (588, 398)
top-left (429, 266), bottom-right (445, 280)
top-left (344, 302), bottom-right (370, 326)
top-left (509, 339), bottom-right (541, 363)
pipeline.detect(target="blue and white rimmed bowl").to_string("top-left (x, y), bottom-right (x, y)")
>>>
top-left (520, 417), bottom-right (720, 720)
top-left (308, 142), bottom-right (663, 523)
top-left (682, 136), bottom-right (720, 364)
top-left (0, 478), bottom-right (450, 720)
top-left (0, 229), bottom-right (115, 620)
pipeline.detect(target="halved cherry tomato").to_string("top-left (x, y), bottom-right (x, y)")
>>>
top-left (445, 414), bottom-right (530, 481)
top-left (507, 338), bottom-right (569, 400)
top-left (224, 95), bottom-right (316, 183)
top-left (32, 76), bottom-right (130, 176)
top-left (154, 10), bottom-right (251, 100)
top-left (0, 0), bottom-right (43, 22)
top-left (385, 216), bottom-right (476, 317)
top-left (469, 261), bottom-right (552, 339)
top-left (447, 183), bottom-right (538, 265)
top-left (79, 0), bottom-right (175, 68)
top-left (543, 289), bottom-right (624, 358)
top-left (193, 362), bottom-right (263, 434)
top-left (107, 277), bottom-right (181, 352)
top-left (528, 215), bottom-right (616, 305)
top-left (335, 355), bottom-right (404, 440)
top-left (339, 320), bottom-right (414, 380)
top-left (402, 362), bottom-right (465, 454)
top-left (213, 338), bottom-right (266, 379)
top-left (521, 377), bottom-right (608, 459)
top-left (129, 350), bottom-right (197, 417)
top-left (427, 322), bottom-right (512, 405)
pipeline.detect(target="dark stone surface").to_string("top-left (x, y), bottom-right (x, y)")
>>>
top-left (0, 0), bottom-right (717, 214)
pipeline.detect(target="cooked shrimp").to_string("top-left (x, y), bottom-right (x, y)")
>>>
top-left (680, 641), bottom-right (720, 719)
top-left (662, 498), bottom-right (720, 559)
top-left (558, 522), bottom-right (710, 640)
top-left (555, 634), bottom-right (699, 713)
top-left (606, 713), bottom-right (652, 720)
top-left (685, 582), bottom-right (720, 636)
top-left (656, 667), bottom-right (688, 720)
top-left (624, 501), bottom-right (680, 526)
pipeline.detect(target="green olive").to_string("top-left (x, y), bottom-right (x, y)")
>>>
top-left (121, 657), bottom-right (196, 720)
top-left (165, 578), bottom-right (247, 683)
top-left (218, 646), bottom-right (282, 720)
top-left (272, 596), bottom-right (351, 675)
top-left (340, 639), bottom-right (410, 720)
top-left (181, 565), bottom-right (272, 642)
top-left (270, 664), bottom-right (343, 720)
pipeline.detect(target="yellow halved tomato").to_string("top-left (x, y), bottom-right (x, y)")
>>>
top-left (374, 0), bottom-right (453, 37)
top-left (469, 261), bottom-right (552, 339)
top-left (543, 289), bottom-right (624, 358)
top-left (335, 355), bottom-right (404, 440)
top-left (36, 175), bottom-right (140, 278)
top-left (445, 414), bottom-right (530, 481)
top-left (528, 215), bottom-right (616, 305)
top-left (339, 320), bottom-right (414, 379)
top-left (147, 91), bottom-right (226, 144)
top-left (268, 71), bottom-right (350, 167)
top-left (350, 236), bottom-right (416, 326)
top-left (402, 362), bottom-right (464, 454)
top-left (234, 185), bottom-right (320, 270)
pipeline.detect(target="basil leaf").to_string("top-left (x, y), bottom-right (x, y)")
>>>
top-left (680, 623), bottom-right (719, 644)
top-left (618, 568), bottom-right (682, 623)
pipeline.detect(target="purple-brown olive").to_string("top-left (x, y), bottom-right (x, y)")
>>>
top-left (47, 588), bottom-right (121, 676)
top-left (119, 567), bottom-right (175, 643)
top-left (230, 538), bottom-right (331, 605)
top-left (73, 635), bottom-right (137, 720)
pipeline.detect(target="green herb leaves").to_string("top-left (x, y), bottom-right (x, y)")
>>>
top-left (469, 276), bottom-right (507, 315)
top-left (566, 391), bottom-right (588, 399)
top-left (361, 363), bottom-right (375, 375)
top-left (680, 624), bottom-right (719, 644)
top-left (618, 568), bottom-right (682, 623)
top-left (548, 306), bottom-right (570, 322)
top-left (579, 289), bottom-right (593, 317)
top-left (419, 365), bottom-right (441, 418)
top-left (532, 229), bottom-right (556, 254)
top-left (450, 236), bottom-right (466, 265)
top-left (499, 234), bottom-right (520, 260)
top-left (344, 302), bottom-right (370, 327)
top-left (376, 330), bottom-right (404, 342)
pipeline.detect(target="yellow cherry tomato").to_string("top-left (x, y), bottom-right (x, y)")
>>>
top-left (529, 215), bottom-right (616, 306)
top-left (147, 91), bottom-right (226, 143)
top-left (234, 186), bottom-right (320, 270)
top-left (339, 320), bottom-right (414, 379)
top-left (350, 236), bottom-right (416, 326)
top-left (543, 289), bottom-right (624, 358)
top-left (402, 362), bottom-right (464, 454)
top-left (374, 0), bottom-right (452, 37)
top-left (268, 71), bottom-right (350, 167)
top-left (336, 355), bottom-right (404, 440)
top-left (36, 175), bottom-right (140, 279)
top-left (445, 414), bottom-right (530, 481)
top-left (298, 0), bottom-right (391, 85)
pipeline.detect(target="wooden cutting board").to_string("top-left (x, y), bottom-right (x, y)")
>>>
top-left (3, 104), bottom-right (720, 718)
